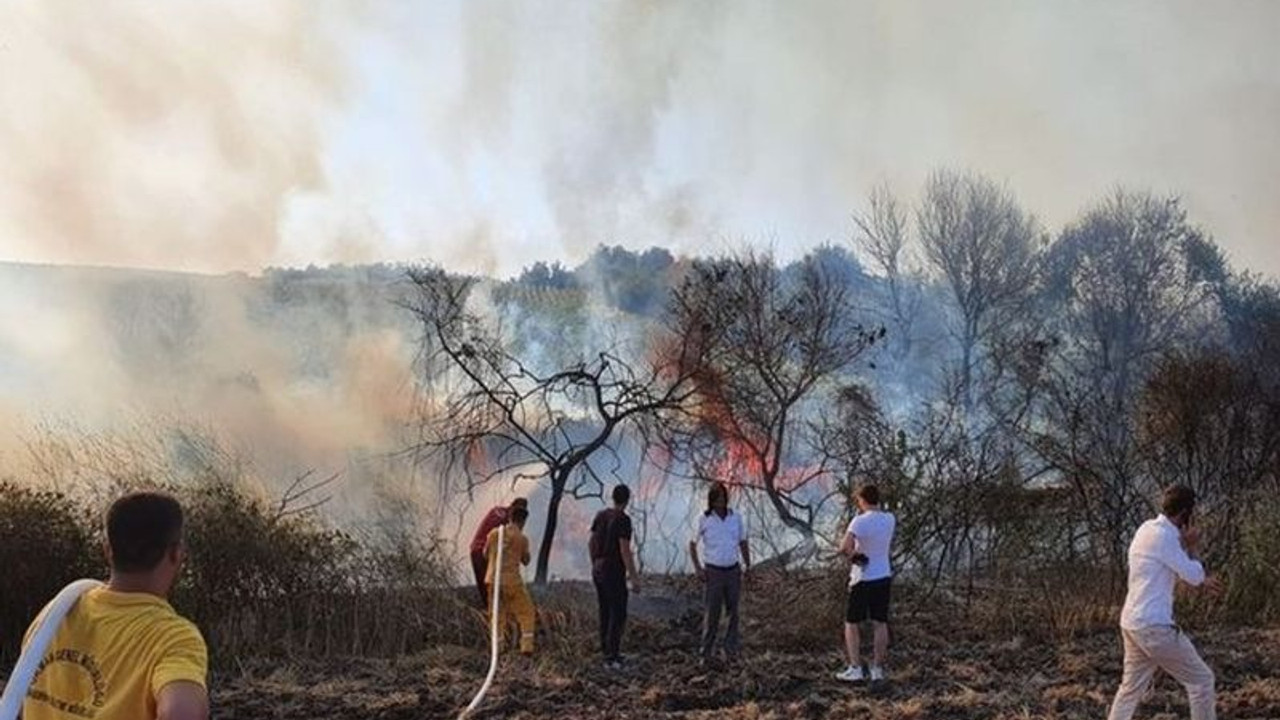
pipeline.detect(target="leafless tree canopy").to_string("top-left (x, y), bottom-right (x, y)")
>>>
top-left (402, 265), bottom-right (705, 583)
top-left (1023, 192), bottom-right (1219, 580)
top-left (853, 183), bottom-right (921, 361)
top-left (918, 170), bottom-right (1041, 407)
top-left (661, 250), bottom-right (883, 537)
top-left (387, 176), bottom-right (1280, 620)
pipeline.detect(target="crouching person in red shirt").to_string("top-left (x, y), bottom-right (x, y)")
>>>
top-left (469, 497), bottom-right (528, 605)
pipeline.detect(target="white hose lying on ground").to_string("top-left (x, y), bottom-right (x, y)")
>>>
top-left (459, 523), bottom-right (504, 720)
top-left (0, 579), bottom-right (103, 720)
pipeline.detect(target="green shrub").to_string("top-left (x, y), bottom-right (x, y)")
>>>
top-left (0, 482), bottom-right (99, 664)
top-left (171, 476), bottom-right (475, 662)
top-left (1221, 495), bottom-right (1280, 624)
top-left (0, 475), bottom-right (472, 667)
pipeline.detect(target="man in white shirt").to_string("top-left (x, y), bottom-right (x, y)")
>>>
top-left (689, 482), bottom-right (750, 663)
top-left (1109, 485), bottom-right (1222, 720)
top-left (836, 484), bottom-right (896, 683)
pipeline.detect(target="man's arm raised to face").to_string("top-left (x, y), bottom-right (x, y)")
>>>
top-left (157, 681), bottom-right (209, 720)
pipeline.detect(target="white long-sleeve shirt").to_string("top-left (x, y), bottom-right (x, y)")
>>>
top-left (1119, 514), bottom-right (1206, 630)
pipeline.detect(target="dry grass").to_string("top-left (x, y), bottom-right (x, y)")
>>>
top-left (208, 573), bottom-right (1280, 719)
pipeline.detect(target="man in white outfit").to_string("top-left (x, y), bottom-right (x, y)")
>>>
top-left (1108, 484), bottom-right (1223, 720)
top-left (835, 484), bottom-right (895, 683)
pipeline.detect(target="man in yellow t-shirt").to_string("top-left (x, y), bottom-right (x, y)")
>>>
top-left (22, 492), bottom-right (209, 720)
top-left (484, 505), bottom-right (536, 654)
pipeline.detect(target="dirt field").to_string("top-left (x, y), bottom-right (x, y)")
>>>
top-left (211, 575), bottom-right (1280, 719)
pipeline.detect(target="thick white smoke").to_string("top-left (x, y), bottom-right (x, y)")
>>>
top-left (1, 1), bottom-right (1276, 276)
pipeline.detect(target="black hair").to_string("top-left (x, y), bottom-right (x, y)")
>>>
top-left (612, 484), bottom-right (631, 506)
top-left (106, 492), bottom-right (184, 573)
top-left (510, 506), bottom-right (529, 525)
top-left (706, 482), bottom-right (729, 514)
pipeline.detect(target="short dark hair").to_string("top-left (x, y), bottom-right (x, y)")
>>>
top-left (1161, 485), bottom-right (1196, 519)
top-left (510, 497), bottom-right (529, 511)
top-left (612, 484), bottom-right (631, 506)
top-left (510, 506), bottom-right (529, 525)
top-left (106, 492), bottom-right (184, 573)
top-left (856, 484), bottom-right (880, 506)
top-left (707, 482), bottom-right (729, 512)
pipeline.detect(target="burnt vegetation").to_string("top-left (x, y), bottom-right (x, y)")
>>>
top-left (397, 175), bottom-right (1280, 623)
top-left (3, 172), bottom-right (1280, 716)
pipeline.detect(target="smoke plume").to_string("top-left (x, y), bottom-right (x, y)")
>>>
top-left (2, 1), bottom-right (1275, 276)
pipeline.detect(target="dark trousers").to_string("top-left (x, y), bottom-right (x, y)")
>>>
top-left (470, 550), bottom-right (488, 606)
top-left (593, 571), bottom-right (628, 660)
top-left (701, 565), bottom-right (742, 657)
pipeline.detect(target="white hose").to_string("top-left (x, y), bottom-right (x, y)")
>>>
top-left (459, 522), bottom-right (504, 719)
top-left (0, 579), bottom-right (103, 720)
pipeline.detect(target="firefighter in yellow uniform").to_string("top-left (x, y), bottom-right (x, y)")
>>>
top-left (484, 505), bottom-right (536, 654)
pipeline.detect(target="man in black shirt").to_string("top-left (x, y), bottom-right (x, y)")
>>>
top-left (589, 484), bottom-right (639, 669)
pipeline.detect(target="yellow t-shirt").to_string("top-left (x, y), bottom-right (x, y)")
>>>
top-left (21, 588), bottom-right (207, 720)
top-left (484, 525), bottom-right (529, 586)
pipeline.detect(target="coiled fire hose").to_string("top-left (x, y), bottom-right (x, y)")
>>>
top-left (459, 522), bottom-right (504, 719)
top-left (0, 579), bottom-right (103, 720)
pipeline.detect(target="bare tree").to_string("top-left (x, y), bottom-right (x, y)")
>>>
top-left (852, 183), bottom-right (922, 363)
top-left (917, 170), bottom-right (1041, 409)
top-left (402, 266), bottom-right (704, 584)
top-left (813, 380), bottom-right (1025, 599)
top-left (1044, 192), bottom-right (1215, 409)
top-left (1028, 191), bottom-right (1218, 582)
top-left (812, 385), bottom-right (892, 502)
top-left (810, 384), bottom-right (919, 554)
top-left (662, 251), bottom-right (883, 538)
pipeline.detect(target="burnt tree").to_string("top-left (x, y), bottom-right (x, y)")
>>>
top-left (662, 251), bottom-right (882, 537)
top-left (403, 266), bottom-right (704, 584)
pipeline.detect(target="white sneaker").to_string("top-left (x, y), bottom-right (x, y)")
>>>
top-left (869, 665), bottom-right (885, 682)
top-left (835, 665), bottom-right (864, 682)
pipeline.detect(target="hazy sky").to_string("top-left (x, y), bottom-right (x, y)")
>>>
top-left (1, 0), bottom-right (1277, 278)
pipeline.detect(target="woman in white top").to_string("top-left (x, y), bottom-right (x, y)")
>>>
top-left (689, 482), bottom-right (750, 663)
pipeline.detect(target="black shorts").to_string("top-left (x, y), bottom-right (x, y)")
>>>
top-left (845, 576), bottom-right (892, 623)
